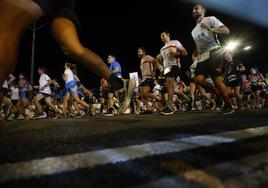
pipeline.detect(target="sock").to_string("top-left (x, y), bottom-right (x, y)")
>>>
top-left (167, 100), bottom-right (173, 110)
top-left (108, 73), bottom-right (123, 90)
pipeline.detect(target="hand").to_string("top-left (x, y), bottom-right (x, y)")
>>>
top-left (40, 85), bottom-right (47, 91)
top-left (170, 51), bottom-right (179, 57)
top-left (200, 22), bottom-right (214, 32)
top-left (192, 55), bottom-right (198, 63)
top-left (200, 22), bottom-right (210, 30)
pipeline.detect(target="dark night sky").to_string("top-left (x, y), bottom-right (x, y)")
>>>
top-left (16, 0), bottom-right (268, 88)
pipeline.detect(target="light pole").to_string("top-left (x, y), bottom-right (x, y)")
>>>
top-left (29, 22), bottom-right (44, 84)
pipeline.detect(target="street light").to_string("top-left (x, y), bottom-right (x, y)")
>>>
top-left (29, 22), bottom-right (44, 84)
top-left (224, 41), bottom-right (240, 51)
top-left (243, 46), bottom-right (252, 51)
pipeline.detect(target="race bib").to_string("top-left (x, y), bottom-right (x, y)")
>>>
top-left (164, 67), bottom-right (172, 75)
top-left (227, 74), bottom-right (237, 82)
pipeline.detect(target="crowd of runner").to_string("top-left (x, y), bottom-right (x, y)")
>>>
top-left (1, 50), bottom-right (268, 121)
top-left (1, 3), bottom-right (268, 121)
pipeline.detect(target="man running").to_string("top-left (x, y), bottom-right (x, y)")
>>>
top-left (223, 50), bottom-right (245, 109)
top-left (138, 47), bottom-right (163, 114)
top-left (34, 67), bottom-right (60, 119)
top-left (159, 31), bottom-right (188, 115)
top-left (191, 4), bottom-right (234, 114)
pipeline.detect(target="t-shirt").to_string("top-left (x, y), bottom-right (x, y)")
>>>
top-left (10, 86), bottom-right (19, 100)
top-left (192, 16), bottom-right (224, 53)
top-left (224, 60), bottom-right (243, 82)
top-left (140, 55), bottom-right (155, 78)
top-left (64, 68), bottom-right (75, 83)
top-left (2, 80), bottom-right (8, 89)
top-left (109, 61), bottom-right (122, 77)
top-left (39, 74), bottom-right (52, 95)
top-left (2, 74), bottom-right (13, 89)
top-left (242, 79), bottom-right (251, 92)
top-left (160, 40), bottom-right (183, 69)
top-left (249, 73), bottom-right (264, 86)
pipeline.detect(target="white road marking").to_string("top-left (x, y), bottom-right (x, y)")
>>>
top-left (0, 126), bottom-right (268, 183)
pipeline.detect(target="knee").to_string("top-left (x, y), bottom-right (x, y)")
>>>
top-left (195, 77), bottom-right (203, 85)
top-left (33, 97), bottom-right (38, 103)
top-left (166, 78), bottom-right (173, 85)
top-left (141, 89), bottom-right (148, 97)
top-left (108, 93), bottom-right (114, 100)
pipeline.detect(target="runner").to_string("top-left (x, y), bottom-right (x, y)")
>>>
top-left (159, 31), bottom-right (188, 115)
top-left (138, 47), bottom-right (163, 114)
top-left (191, 4), bottom-right (233, 114)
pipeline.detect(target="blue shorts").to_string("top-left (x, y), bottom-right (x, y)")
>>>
top-left (32, 0), bottom-right (79, 25)
top-left (67, 85), bottom-right (78, 97)
top-left (65, 81), bottom-right (78, 96)
top-left (19, 92), bottom-right (28, 100)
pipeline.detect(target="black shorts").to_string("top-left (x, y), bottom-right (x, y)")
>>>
top-left (226, 79), bottom-right (242, 88)
top-left (1, 88), bottom-right (9, 97)
top-left (161, 84), bottom-right (168, 94)
top-left (11, 100), bottom-right (19, 106)
top-left (251, 85), bottom-right (262, 92)
top-left (195, 49), bottom-right (223, 79)
top-left (164, 66), bottom-right (180, 79)
top-left (190, 76), bottom-right (195, 83)
top-left (101, 88), bottom-right (114, 99)
top-left (33, 0), bottom-right (79, 25)
top-left (140, 78), bottom-right (155, 91)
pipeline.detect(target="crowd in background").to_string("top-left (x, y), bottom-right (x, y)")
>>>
top-left (1, 48), bottom-right (268, 121)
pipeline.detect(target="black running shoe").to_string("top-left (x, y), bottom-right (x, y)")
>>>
top-left (222, 106), bottom-right (235, 115)
top-left (160, 107), bottom-right (174, 115)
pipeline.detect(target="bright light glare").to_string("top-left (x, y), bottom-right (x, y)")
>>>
top-left (224, 41), bottom-right (239, 51)
top-left (243, 46), bottom-right (252, 51)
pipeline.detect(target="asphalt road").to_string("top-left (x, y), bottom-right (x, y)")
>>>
top-left (1, 109), bottom-right (268, 188)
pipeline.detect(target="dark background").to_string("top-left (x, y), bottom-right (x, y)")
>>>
top-left (16, 0), bottom-right (268, 88)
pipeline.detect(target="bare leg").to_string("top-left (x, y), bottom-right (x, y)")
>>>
top-left (140, 86), bottom-right (154, 110)
top-left (189, 82), bottom-right (196, 109)
top-left (195, 75), bottom-right (207, 87)
top-left (234, 87), bottom-right (242, 107)
top-left (0, 0), bottom-right (45, 87)
top-left (34, 94), bottom-right (43, 113)
top-left (140, 86), bottom-right (155, 100)
top-left (73, 95), bottom-right (89, 109)
top-left (50, 17), bottom-right (111, 81)
top-left (107, 93), bottom-right (115, 109)
top-left (214, 76), bottom-right (229, 99)
top-left (44, 97), bottom-right (59, 113)
top-left (63, 93), bottom-right (70, 114)
top-left (166, 77), bottom-right (175, 110)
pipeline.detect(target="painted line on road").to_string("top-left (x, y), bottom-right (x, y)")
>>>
top-left (0, 126), bottom-right (268, 183)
